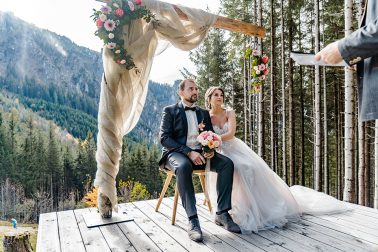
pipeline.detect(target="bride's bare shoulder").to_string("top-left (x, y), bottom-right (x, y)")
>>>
top-left (225, 108), bottom-right (235, 117)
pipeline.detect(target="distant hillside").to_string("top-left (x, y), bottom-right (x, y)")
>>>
top-left (0, 11), bottom-right (179, 142)
top-left (0, 91), bottom-right (78, 146)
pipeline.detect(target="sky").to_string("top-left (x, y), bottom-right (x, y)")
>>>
top-left (0, 0), bottom-right (220, 84)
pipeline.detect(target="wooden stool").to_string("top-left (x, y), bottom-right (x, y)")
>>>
top-left (155, 169), bottom-right (212, 225)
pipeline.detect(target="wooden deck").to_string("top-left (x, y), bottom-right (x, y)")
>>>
top-left (36, 193), bottom-right (378, 252)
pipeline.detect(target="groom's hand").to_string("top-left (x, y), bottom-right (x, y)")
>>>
top-left (188, 151), bottom-right (206, 165)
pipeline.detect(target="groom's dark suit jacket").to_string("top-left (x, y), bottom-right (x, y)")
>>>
top-left (158, 102), bottom-right (214, 167)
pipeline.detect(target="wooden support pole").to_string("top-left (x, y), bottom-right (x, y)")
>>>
top-left (172, 5), bottom-right (266, 38)
top-left (95, 0), bottom-right (266, 38)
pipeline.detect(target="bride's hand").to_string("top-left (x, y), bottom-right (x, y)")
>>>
top-left (203, 151), bottom-right (214, 159)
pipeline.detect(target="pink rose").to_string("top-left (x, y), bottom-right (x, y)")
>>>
top-left (263, 69), bottom-right (269, 75)
top-left (115, 8), bottom-right (124, 17)
top-left (116, 59), bottom-right (122, 64)
top-left (96, 19), bottom-right (104, 28)
top-left (262, 55), bottom-right (269, 64)
top-left (135, 0), bottom-right (142, 5)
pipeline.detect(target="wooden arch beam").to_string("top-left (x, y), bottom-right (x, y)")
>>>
top-left (96, 0), bottom-right (266, 38)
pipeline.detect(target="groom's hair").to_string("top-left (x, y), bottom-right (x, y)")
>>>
top-left (179, 79), bottom-right (196, 91)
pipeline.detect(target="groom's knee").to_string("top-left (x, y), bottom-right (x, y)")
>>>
top-left (168, 153), bottom-right (193, 178)
top-left (176, 161), bottom-right (193, 178)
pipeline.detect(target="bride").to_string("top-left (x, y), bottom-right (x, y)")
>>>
top-left (204, 86), bottom-right (350, 234)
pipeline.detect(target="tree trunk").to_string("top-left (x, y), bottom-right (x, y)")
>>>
top-left (270, 0), bottom-right (277, 172)
top-left (364, 122), bottom-right (371, 206)
top-left (321, 1), bottom-right (328, 194)
top-left (335, 77), bottom-right (341, 199)
top-left (3, 231), bottom-right (33, 252)
top-left (248, 51), bottom-right (252, 148)
top-left (280, 0), bottom-right (287, 182)
top-left (298, 13), bottom-right (305, 186)
top-left (358, 121), bottom-right (365, 205)
top-left (257, 0), bottom-right (265, 158)
top-left (314, 0), bottom-right (321, 191)
top-left (288, 0), bottom-right (295, 186)
top-left (343, 0), bottom-right (356, 203)
top-left (323, 66), bottom-right (328, 194)
top-left (375, 120), bottom-right (378, 209)
top-left (243, 57), bottom-right (248, 143)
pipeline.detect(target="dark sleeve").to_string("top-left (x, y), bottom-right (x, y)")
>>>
top-left (338, 17), bottom-right (378, 65)
top-left (159, 106), bottom-right (192, 155)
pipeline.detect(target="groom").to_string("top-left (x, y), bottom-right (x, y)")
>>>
top-left (159, 79), bottom-right (241, 242)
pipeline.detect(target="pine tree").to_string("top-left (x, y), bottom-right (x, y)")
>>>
top-left (46, 122), bottom-right (62, 209)
top-left (189, 28), bottom-right (233, 106)
top-left (62, 146), bottom-right (75, 197)
top-left (84, 131), bottom-right (97, 183)
top-left (147, 145), bottom-right (161, 196)
top-left (0, 111), bottom-right (11, 182)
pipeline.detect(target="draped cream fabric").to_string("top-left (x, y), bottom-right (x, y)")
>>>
top-left (94, 0), bottom-right (217, 212)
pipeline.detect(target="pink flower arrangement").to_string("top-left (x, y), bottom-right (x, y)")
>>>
top-left (92, 0), bottom-right (156, 70)
top-left (244, 47), bottom-right (270, 94)
top-left (197, 131), bottom-right (222, 153)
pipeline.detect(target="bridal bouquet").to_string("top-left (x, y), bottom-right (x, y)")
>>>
top-left (197, 131), bottom-right (222, 153)
top-left (244, 48), bottom-right (269, 93)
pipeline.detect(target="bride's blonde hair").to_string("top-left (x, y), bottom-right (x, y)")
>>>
top-left (205, 86), bottom-right (225, 109)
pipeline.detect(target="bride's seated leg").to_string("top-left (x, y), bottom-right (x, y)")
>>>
top-left (210, 153), bottom-right (234, 213)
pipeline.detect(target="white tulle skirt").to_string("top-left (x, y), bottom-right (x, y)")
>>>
top-left (206, 137), bottom-right (350, 234)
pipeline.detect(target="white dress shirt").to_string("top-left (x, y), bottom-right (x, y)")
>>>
top-left (182, 101), bottom-right (201, 150)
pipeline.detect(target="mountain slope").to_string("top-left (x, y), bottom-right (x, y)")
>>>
top-left (0, 11), bottom-right (179, 142)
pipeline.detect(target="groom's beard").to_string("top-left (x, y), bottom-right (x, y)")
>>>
top-left (184, 95), bottom-right (198, 103)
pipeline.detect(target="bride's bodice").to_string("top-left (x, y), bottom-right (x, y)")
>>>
top-left (213, 122), bottom-right (229, 135)
top-left (213, 122), bottom-right (236, 150)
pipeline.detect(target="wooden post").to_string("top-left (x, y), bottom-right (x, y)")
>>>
top-left (95, 0), bottom-right (266, 38)
top-left (173, 6), bottom-right (265, 38)
top-left (3, 231), bottom-right (33, 252)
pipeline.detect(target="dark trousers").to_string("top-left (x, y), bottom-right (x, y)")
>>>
top-left (165, 151), bottom-right (234, 218)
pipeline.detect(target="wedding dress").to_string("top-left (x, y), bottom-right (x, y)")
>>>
top-left (207, 121), bottom-right (350, 234)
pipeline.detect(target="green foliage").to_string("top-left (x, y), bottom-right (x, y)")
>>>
top-left (0, 98), bottom-right (164, 222)
top-left (118, 178), bottom-right (150, 202)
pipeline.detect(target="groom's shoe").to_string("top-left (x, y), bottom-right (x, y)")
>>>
top-left (188, 218), bottom-right (203, 242)
top-left (215, 212), bottom-right (241, 233)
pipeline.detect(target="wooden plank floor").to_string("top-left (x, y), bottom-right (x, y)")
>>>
top-left (37, 193), bottom-right (378, 252)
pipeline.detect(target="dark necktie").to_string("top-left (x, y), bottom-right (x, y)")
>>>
top-left (185, 106), bottom-right (196, 111)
